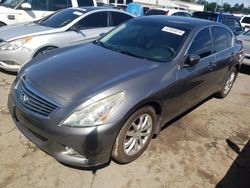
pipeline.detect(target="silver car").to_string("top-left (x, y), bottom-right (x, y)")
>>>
top-left (237, 30), bottom-right (250, 65)
top-left (0, 7), bottom-right (134, 72)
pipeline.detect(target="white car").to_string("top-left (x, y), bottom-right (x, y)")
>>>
top-left (0, 0), bottom-right (98, 27)
top-left (240, 15), bottom-right (250, 31)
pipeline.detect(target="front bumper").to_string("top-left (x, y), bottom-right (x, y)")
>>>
top-left (243, 54), bottom-right (250, 66)
top-left (8, 93), bottom-right (120, 167)
top-left (0, 47), bottom-right (33, 72)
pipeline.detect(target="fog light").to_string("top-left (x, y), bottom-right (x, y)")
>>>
top-left (65, 146), bottom-right (77, 155)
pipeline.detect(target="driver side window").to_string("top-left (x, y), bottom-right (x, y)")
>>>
top-left (72, 12), bottom-right (108, 30)
top-left (188, 28), bottom-right (213, 59)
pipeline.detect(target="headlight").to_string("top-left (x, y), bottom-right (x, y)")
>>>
top-left (62, 92), bottom-right (125, 127)
top-left (0, 36), bottom-right (32, 51)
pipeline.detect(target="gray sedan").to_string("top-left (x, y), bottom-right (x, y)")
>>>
top-left (237, 30), bottom-right (250, 65)
top-left (0, 7), bottom-right (134, 72)
top-left (9, 16), bottom-right (242, 167)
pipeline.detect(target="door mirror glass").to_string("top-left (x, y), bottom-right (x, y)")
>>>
top-left (21, 3), bottom-right (32, 10)
top-left (187, 54), bottom-right (200, 66)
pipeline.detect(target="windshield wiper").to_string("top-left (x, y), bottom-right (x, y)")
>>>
top-left (118, 49), bottom-right (147, 60)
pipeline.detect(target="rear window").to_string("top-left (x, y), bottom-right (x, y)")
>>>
top-left (192, 12), bottom-right (218, 21)
top-left (145, 9), bottom-right (167, 16)
top-left (77, 0), bottom-right (94, 6)
top-left (242, 17), bottom-right (250, 24)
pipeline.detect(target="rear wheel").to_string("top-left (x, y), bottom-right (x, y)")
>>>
top-left (215, 68), bottom-right (237, 98)
top-left (112, 106), bottom-right (156, 164)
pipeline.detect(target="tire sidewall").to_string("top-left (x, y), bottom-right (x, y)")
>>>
top-left (219, 67), bottom-right (237, 98)
top-left (112, 106), bottom-right (156, 164)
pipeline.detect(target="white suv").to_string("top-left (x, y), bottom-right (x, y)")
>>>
top-left (240, 15), bottom-right (250, 31)
top-left (0, 0), bottom-right (98, 26)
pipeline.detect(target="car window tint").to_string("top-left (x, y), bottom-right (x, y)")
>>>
top-left (188, 28), bottom-right (212, 58)
top-left (177, 12), bottom-right (190, 17)
top-left (192, 12), bottom-right (218, 21)
top-left (244, 30), bottom-right (250, 36)
top-left (75, 12), bottom-right (108, 29)
top-left (171, 12), bottom-right (179, 16)
top-left (234, 19), bottom-right (241, 28)
top-left (49, 0), bottom-right (72, 11)
top-left (77, 0), bottom-right (94, 6)
top-left (39, 9), bottom-right (85, 28)
top-left (110, 11), bottom-right (133, 26)
top-left (242, 17), bottom-right (250, 24)
top-left (212, 26), bottom-right (232, 52)
top-left (145, 9), bottom-right (167, 15)
top-left (143, 7), bottom-right (150, 14)
top-left (28, 0), bottom-right (49, 10)
top-left (221, 17), bottom-right (227, 25)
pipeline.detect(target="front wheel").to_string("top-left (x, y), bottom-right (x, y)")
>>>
top-left (112, 106), bottom-right (156, 164)
top-left (215, 68), bottom-right (237, 98)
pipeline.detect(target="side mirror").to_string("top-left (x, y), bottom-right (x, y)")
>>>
top-left (21, 3), bottom-right (32, 10)
top-left (70, 25), bottom-right (80, 32)
top-left (187, 54), bottom-right (200, 66)
top-left (99, 33), bottom-right (106, 38)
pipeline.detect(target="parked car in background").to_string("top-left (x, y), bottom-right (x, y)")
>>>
top-left (192, 11), bottom-right (245, 35)
top-left (145, 8), bottom-right (191, 17)
top-left (240, 15), bottom-right (250, 31)
top-left (0, 7), bottom-right (134, 72)
top-left (0, 0), bottom-right (99, 27)
top-left (9, 16), bottom-right (242, 167)
top-left (127, 3), bottom-right (150, 16)
top-left (0, 0), bottom-right (6, 5)
top-left (237, 30), bottom-right (250, 65)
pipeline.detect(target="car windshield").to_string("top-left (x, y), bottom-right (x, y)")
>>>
top-left (98, 19), bottom-right (190, 62)
top-left (2, 0), bottom-right (22, 8)
top-left (38, 9), bottom-right (86, 28)
top-left (242, 17), bottom-right (250, 24)
top-left (192, 12), bottom-right (218, 21)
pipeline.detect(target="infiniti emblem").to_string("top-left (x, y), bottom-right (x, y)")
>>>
top-left (21, 94), bottom-right (29, 104)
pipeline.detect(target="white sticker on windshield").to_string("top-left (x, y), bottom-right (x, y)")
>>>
top-left (161, 26), bottom-right (185, 36)
top-left (73, 11), bottom-right (83, 16)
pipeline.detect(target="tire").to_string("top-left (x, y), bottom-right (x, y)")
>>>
top-left (112, 106), bottom-right (156, 164)
top-left (215, 67), bottom-right (237, 98)
top-left (34, 47), bottom-right (57, 57)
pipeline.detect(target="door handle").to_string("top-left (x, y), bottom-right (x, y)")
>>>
top-left (208, 62), bottom-right (216, 71)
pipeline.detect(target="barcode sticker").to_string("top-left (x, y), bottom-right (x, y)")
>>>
top-left (161, 26), bottom-right (185, 36)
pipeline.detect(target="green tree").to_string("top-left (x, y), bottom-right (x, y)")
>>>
top-left (223, 3), bottom-right (231, 12)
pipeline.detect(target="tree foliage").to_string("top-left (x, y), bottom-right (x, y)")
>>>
top-left (195, 0), bottom-right (250, 14)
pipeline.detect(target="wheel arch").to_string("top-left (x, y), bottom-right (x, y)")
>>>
top-left (33, 45), bottom-right (58, 58)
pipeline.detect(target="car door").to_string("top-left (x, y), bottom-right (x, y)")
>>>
top-left (67, 11), bottom-right (111, 45)
top-left (16, 0), bottom-right (52, 23)
top-left (211, 26), bottom-right (236, 88)
top-left (239, 30), bottom-right (250, 55)
top-left (170, 27), bottom-right (216, 116)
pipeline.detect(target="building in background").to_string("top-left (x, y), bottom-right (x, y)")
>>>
top-left (103, 0), bottom-right (204, 12)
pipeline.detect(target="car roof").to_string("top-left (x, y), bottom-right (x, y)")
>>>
top-left (73, 6), bottom-right (116, 12)
top-left (134, 15), bottom-right (221, 29)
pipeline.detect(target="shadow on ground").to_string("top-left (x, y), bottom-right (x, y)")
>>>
top-left (240, 64), bottom-right (250, 75)
top-left (216, 140), bottom-right (250, 188)
top-left (0, 68), bottom-right (17, 76)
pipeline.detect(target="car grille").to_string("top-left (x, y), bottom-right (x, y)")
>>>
top-left (15, 79), bottom-right (58, 117)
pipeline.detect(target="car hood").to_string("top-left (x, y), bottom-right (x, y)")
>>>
top-left (25, 43), bottom-right (159, 101)
top-left (0, 22), bottom-right (57, 41)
